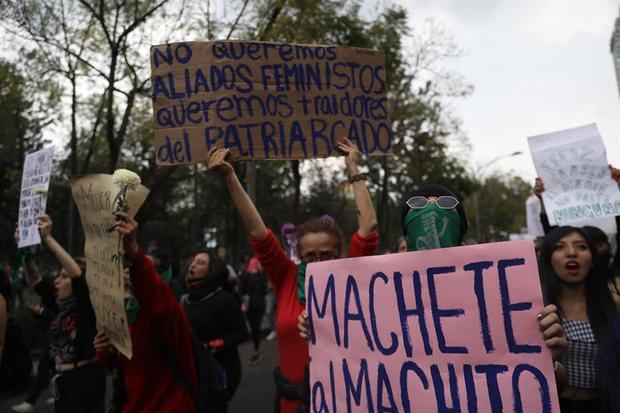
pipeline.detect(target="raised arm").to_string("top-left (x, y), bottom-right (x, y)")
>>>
top-left (38, 214), bottom-right (82, 278)
top-left (14, 225), bottom-right (42, 289)
top-left (338, 138), bottom-right (378, 237)
top-left (534, 178), bottom-right (555, 235)
top-left (206, 147), bottom-right (268, 240)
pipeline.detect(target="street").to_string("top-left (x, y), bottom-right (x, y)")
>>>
top-left (0, 339), bottom-right (278, 413)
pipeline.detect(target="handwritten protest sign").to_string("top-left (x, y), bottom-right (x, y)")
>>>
top-left (18, 147), bottom-right (54, 248)
top-left (307, 240), bottom-right (559, 413)
top-left (150, 41), bottom-right (391, 164)
top-left (71, 175), bottom-right (149, 358)
top-left (528, 123), bottom-right (620, 226)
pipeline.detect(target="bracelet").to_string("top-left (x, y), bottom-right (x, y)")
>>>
top-left (348, 173), bottom-right (368, 183)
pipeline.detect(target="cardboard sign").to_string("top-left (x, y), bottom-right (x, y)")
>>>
top-left (71, 174), bottom-right (149, 359)
top-left (306, 240), bottom-right (559, 412)
top-left (18, 147), bottom-right (54, 248)
top-left (150, 41), bottom-right (391, 164)
top-left (528, 123), bottom-right (620, 226)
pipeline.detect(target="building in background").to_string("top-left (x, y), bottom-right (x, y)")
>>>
top-left (612, 7), bottom-right (620, 97)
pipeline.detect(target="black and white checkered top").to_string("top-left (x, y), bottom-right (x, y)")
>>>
top-left (560, 318), bottom-right (598, 389)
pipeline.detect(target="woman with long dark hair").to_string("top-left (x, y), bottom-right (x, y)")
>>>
top-left (16, 214), bottom-right (105, 412)
top-left (539, 226), bottom-right (620, 412)
top-left (182, 250), bottom-right (248, 412)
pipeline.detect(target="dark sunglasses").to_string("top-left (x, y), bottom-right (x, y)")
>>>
top-left (406, 195), bottom-right (459, 210)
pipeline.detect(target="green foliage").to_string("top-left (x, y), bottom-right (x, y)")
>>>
top-left (0, 0), bottom-right (533, 270)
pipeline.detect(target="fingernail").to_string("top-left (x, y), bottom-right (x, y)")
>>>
top-left (536, 313), bottom-right (542, 319)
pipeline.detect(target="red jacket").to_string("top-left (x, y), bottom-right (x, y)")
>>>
top-left (97, 249), bottom-right (197, 413)
top-left (250, 230), bottom-right (378, 413)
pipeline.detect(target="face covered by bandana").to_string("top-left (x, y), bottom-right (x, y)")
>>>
top-left (404, 202), bottom-right (462, 251)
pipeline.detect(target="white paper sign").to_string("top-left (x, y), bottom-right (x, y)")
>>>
top-left (18, 147), bottom-right (54, 248)
top-left (528, 124), bottom-right (620, 226)
top-left (525, 194), bottom-right (545, 237)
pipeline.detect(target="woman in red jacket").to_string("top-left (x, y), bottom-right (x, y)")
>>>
top-left (94, 212), bottom-right (197, 413)
top-left (206, 138), bottom-right (379, 413)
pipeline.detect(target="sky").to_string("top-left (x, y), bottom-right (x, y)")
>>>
top-left (392, 0), bottom-right (620, 182)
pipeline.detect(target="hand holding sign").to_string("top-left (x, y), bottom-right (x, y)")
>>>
top-left (337, 137), bottom-right (362, 175)
top-left (206, 147), bottom-right (234, 178)
top-left (37, 214), bottom-right (53, 240)
top-left (537, 304), bottom-right (566, 361)
top-left (112, 212), bottom-right (140, 260)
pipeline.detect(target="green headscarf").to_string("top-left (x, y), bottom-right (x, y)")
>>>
top-left (297, 260), bottom-right (308, 304)
top-left (404, 203), bottom-right (462, 251)
top-left (124, 296), bottom-right (140, 324)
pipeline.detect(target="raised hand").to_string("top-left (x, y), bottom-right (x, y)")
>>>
top-left (336, 137), bottom-right (362, 176)
top-left (610, 165), bottom-right (620, 185)
top-left (112, 212), bottom-right (139, 259)
top-left (206, 147), bottom-right (234, 177)
top-left (533, 177), bottom-right (545, 198)
top-left (37, 214), bottom-right (53, 240)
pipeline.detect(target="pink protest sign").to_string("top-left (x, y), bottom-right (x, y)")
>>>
top-left (306, 240), bottom-right (559, 412)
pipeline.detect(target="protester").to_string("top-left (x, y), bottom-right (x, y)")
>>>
top-left (395, 236), bottom-right (407, 253)
top-left (298, 183), bottom-right (569, 392)
top-left (182, 250), bottom-right (248, 412)
top-left (11, 302), bottom-right (53, 413)
top-left (15, 214), bottom-right (105, 412)
top-left (146, 248), bottom-right (186, 300)
top-left (539, 226), bottom-right (620, 412)
top-left (239, 257), bottom-right (268, 366)
top-left (94, 212), bottom-right (197, 413)
top-left (206, 137), bottom-right (379, 413)
top-left (534, 168), bottom-right (620, 282)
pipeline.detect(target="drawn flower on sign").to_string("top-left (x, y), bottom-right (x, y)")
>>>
top-left (111, 169), bottom-right (141, 288)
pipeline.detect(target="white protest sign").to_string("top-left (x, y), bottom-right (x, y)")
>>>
top-left (18, 147), bottom-right (54, 248)
top-left (528, 123), bottom-right (620, 226)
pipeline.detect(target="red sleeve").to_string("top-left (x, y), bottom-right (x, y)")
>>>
top-left (249, 229), bottom-right (297, 289)
top-left (130, 248), bottom-right (197, 393)
top-left (348, 230), bottom-right (379, 258)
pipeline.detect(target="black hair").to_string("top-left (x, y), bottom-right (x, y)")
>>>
top-left (189, 250), bottom-right (230, 289)
top-left (400, 184), bottom-right (468, 245)
top-left (539, 226), bottom-right (620, 410)
top-left (582, 226), bottom-right (610, 247)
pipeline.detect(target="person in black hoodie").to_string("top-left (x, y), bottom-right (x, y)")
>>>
top-left (182, 250), bottom-right (248, 413)
top-left (16, 214), bottom-right (105, 412)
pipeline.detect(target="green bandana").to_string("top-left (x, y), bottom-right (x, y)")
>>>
top-left (124, 296), bottom-right (140, 325)
top-left (404, 203), bottom-right (461, 251)
top-left (160, 265), bottom-right (173, 285)
top-left (297, 260), bottom-right (308, 304)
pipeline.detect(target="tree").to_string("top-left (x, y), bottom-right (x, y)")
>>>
top-left (0, 59), bottom-right (51, 262)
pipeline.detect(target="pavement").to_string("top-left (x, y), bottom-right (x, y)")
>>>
top-left (0, 339), bottom-right (278, 413)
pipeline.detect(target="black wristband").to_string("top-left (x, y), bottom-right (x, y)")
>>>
top-left (348, 173), bottom-right (368, 183)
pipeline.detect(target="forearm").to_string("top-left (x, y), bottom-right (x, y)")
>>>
top-left (44, 236), bottom-right (81, 277)
top-left (225, 171), bottom-right (268, 239)
top-left (348, 165), bottom-right (378, 237)
top-left (22, 258), bottom-right (42, 288)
